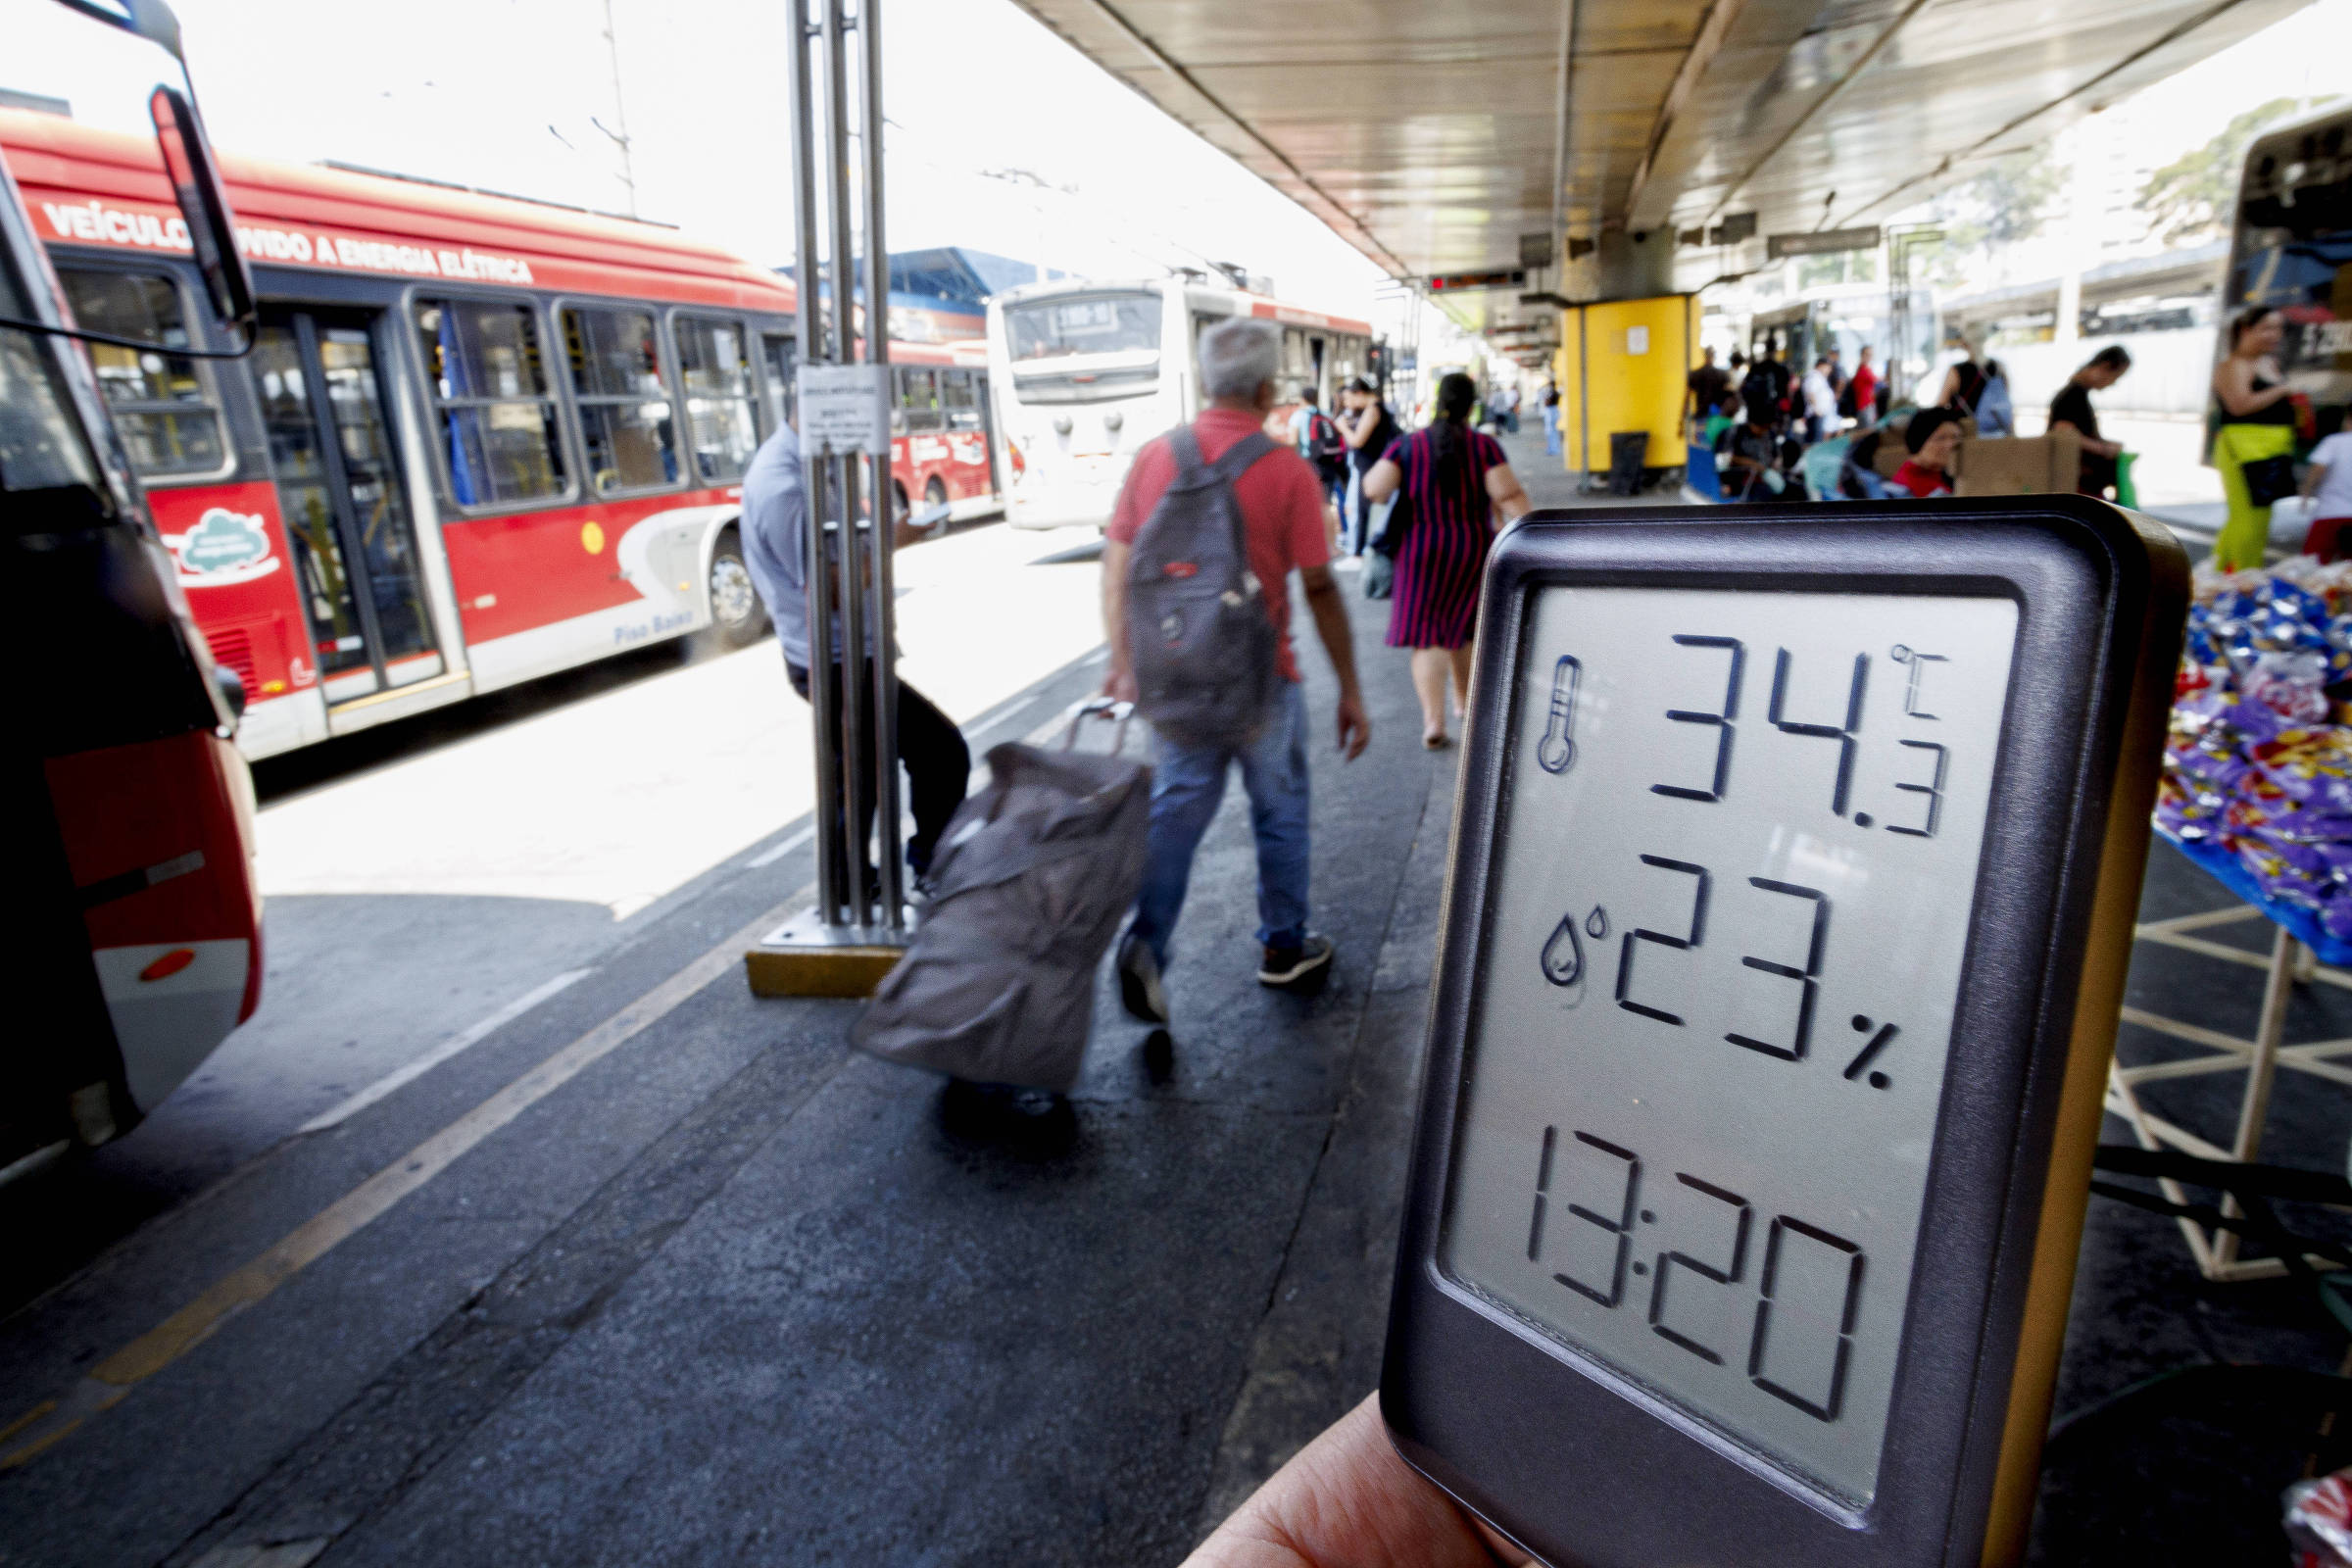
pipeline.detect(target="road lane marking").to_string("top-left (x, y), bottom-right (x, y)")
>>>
top-left (0, 895), bottom-right (803, 1471)
top-left (745, 823), bottom-right (816, 869)
top-left (297, 969), bottom-right (596, 1134)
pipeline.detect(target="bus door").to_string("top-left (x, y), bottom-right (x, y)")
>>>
top-left (250, 306), bottom-right (442, 706)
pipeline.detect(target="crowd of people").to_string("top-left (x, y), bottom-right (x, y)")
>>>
top-left (1689, 332), bottom-right (2136, 509)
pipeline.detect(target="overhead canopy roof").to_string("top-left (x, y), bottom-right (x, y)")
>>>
top-left (1004, 0), bottom-right (2308, 331)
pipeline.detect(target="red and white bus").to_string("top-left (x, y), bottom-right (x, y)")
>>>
top-left (1, 111), bottom-right (1000, 761)
top-left (887, 339), bottom-right (998, 526)
top-left (984, 273), bottom-right (1372, 529)
top-left (6, 2), bottom-right (264, 1180)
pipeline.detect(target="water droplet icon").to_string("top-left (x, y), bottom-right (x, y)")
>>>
top-left (1585, 906), bottom-right (1609, 939)
top-left (1541, 912), bottom-right (1585, 987)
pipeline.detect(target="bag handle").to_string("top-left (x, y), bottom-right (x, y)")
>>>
top-left (1062, 696), bottom-right (1134, 755)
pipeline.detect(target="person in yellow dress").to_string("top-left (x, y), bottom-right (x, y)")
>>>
top-left (2211, 307), bottom-right (2302, 571)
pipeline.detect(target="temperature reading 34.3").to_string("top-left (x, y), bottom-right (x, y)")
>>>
top-left (1569, 636), bottom-right (1957, 838)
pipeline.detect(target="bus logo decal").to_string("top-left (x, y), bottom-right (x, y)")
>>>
top-left (163, 509), bottom-right (279, 586)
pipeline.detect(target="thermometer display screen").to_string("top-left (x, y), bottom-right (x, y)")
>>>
top-left (1439, 586), bottom-right (2020, 1505)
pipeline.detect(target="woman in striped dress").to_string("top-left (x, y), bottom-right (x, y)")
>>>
top-left (1364, 372), bottom-right (1533, 748)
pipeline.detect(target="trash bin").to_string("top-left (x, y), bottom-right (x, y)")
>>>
top-left (1608, 430), bottom-right (1648, 496)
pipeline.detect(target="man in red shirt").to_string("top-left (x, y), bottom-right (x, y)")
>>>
top-left (1102, 318), bottom-right (1372, 1021)
top-left (1849, 345), bottom-right (1881, 425)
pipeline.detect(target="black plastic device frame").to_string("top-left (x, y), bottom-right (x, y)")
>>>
top-left (1381, 496), bottom-right (2184, 1568)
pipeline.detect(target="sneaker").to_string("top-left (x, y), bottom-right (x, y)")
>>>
top-left (1117, 931), bottom-right (1169, 1023)
top-left (1258, 934), bottom-right (1335, 989)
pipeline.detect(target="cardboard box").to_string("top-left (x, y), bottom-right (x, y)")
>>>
top-left (1953, 427), bottom-right (2081, 497)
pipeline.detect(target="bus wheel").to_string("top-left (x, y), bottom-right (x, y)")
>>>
top-left (892, 480), bottom-right (910, 526)
top-left (708, 529), bottom-right (768, 650)
top-left (924, 476), bottom-right (948, 511)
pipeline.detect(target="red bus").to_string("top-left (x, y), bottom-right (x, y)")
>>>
top-left (1, 111), bottom-right (1001, 761)
top-left (887, 339), bottom-right (999, 526)
top-left (5, 6), bottom-right (263, 1180)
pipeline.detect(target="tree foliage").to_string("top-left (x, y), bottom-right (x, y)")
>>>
top-left (2137, 98), bottom-right (2305, 244)
top-left (1940, 148), bottom-right (2063, 253)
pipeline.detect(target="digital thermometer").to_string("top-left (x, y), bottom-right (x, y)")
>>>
top-left (1383, 500), bottom-right (2184, 1567)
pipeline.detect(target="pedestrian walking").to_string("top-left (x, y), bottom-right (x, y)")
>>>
top-left (1974, 356), bottom-right (2016, 437)
top-left (2212, 307), bottom-right (2305, 571)
top-left (1801, 357), bottom-right (1838, 444)
top-left (1363, 371), bottom-right (1533, 750)
top-left (1743, 342), bottom-right (1790, 433)
top-left (1290, 387), bottom-right (1349, 517)
top-left (1847, 346), bottom-right (1881, 426)
top-left (1934, 343), bottom-right (1994, 421)
top-left (1103, 318), bottom-right (1372, 1022)
top-left (1686, 348), bottom-right (1729, 436)
top-left (738, 418), bottom-right (970, 895)
top-left (2046, 346), bottom-right (2130, 496)
top-left (1337, 376), bottom-right (1398, 555)
top-left (1542, 378), bottom-right (1562, 457)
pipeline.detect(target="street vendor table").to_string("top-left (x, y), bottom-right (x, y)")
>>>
top-left (2111, 833), bottom-right (2352, 1281)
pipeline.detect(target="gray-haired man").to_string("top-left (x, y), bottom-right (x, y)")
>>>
top-left (1101, 318), bottom-right (1371, 1022)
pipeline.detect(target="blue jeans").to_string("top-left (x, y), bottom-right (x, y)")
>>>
top-left (1544, 405), bottom-right (1561, 456)
top-left (1129, 680), bottom-right (1311, 968)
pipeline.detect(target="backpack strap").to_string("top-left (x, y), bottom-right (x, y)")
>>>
top-left (1205, 429), bottom-right (1278, 485)
top-left (1168, 423), bottom-right (1209, 484)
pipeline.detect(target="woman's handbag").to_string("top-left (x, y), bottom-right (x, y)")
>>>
top-left (1362, 552), bottom-right (1394, 600)
top-left (2242, 453), bottom-right (2301, 508)
top-left (1369, 486), bottom-right (1410, 559)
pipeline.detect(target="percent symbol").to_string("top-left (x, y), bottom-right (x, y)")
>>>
top-left (1843, 1014), bottom-right (1900, 1089)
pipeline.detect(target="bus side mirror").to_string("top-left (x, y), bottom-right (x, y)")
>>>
top-left (149, 86), bottom-right (254, 343)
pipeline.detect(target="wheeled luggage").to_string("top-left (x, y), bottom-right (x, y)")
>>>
top-left (851, 700), bottom-right (1151, 1092)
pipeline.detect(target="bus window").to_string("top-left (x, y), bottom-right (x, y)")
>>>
top-left (899, 368), bottom-right (943, 432)
top-left (564, 305), bottom-right (680, 495)
top-left (414, 299), bottom-right (568, 508)
top-left (942, 368), bottom-right (982, 431)
top-left (1281, 327), bottom-right (1311, 386)
top-left (673, 317), bottom-right (760, 483)
top-left (760, 331), bottom-right (796, 432)
top-left (56, 268), bottom-right (226, 479)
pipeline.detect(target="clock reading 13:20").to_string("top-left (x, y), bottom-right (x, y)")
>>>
top-left (1440, 587), bottom-right (2021, 1507)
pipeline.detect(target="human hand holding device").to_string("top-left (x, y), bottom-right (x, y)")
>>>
top-left (1181, 1395), bottom-right (1530, 1568)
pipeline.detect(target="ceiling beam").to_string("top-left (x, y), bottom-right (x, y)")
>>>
top-left (1071, 0), bottom-right (1415, 278)
top-left (1702, 0), bottom-right (1936, 229)
top-left (1622, 0), bottom-right (1746, 230)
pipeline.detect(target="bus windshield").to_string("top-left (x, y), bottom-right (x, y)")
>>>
top-left (1005, 292), bottom-right (1160, 361)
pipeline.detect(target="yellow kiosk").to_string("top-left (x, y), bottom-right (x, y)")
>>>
top-left (1553, 294), bottom-right (1697, 491)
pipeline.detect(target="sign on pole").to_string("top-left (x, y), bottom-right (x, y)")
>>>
top-left (797, 364), bottom-right (893, 459)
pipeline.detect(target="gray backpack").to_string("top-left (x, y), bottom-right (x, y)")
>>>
top-left (1127, 426), bottom-right (1281, 749)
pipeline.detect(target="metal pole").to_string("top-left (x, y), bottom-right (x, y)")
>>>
top-left (822, 0), bottom-right (872, 928)
top-left (786, 0), bottom-right (845, 927)
top-left (785, 0), bottom-right (842, 930)
top-left (858, 0), bottom-right (905, 931)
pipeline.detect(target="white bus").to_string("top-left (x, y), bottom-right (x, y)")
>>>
top-left (986, 275), bottom-right (1373, 529)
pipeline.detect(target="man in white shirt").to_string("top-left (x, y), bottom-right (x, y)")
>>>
top-left (2299, 428), bottom-right (2352, 562)
top-left (1800, 357), bottom-right (1838, 444)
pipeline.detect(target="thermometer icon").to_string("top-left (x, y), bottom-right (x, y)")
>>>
top-left (1537, 656), bottom-right (1581, 774)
